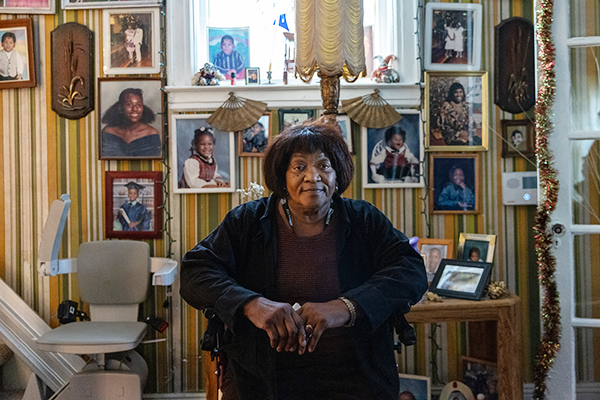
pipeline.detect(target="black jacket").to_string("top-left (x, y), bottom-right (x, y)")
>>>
top-left (180, 195), bottom-right (428, 399)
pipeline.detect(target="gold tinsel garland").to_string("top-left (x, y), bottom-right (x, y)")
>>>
top-left (533, 1), bottom-right (561, 399)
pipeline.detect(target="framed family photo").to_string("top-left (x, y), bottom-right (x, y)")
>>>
top-left (103, 8), bottom-right (160, 75)
top-left (1, 0), bottom-right (54, 14)
top-left (425, 71), bottom-right (488, 151)
top-left (278, 108), bottom-right (315, 133)
top-left (430, 153), bottom-right (479, 214)
top-left (457, 233), bottom-right (497, 264)
top-left (245, 67), bottom-right (260, 85)
top-left (0, 18), bottom-right (36, 90)
top-left (429, 259), bottom-right (493, 300)
top-left (105, 171), bottom-right (162, 240)
top-left (398, 373), bottom-right (431, 400)
top-left (238, 112), bottom-right (271, 157)
top-left (362, 110), bottom-right (424, 189)
top-left (171, 114), bottom-right (236, 194)
top-left (98, 77), bottom-right (163, 160)
top-left (418, 238), bottom-right (454, 280)
top-left (424, 2), bottom-right (482, 71)
top-left (208, 27), bottom-right (249, 80)
top-left (501, 119), bottom-right (535, 158)
top-left (62, 0), bottom-right (161, 9)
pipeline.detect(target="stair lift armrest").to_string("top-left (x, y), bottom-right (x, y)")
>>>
top-left (150, 258), bottom-right (177, 286)
top-left (37, 194), bottom-right (72, 277)
top-left (38, 258), bottom-right (77, 276)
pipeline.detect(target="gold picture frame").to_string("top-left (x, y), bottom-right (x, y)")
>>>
top-left (425, 71), bottom-right (488, 151)
top-left (456, 233), bottom-right (497, 264)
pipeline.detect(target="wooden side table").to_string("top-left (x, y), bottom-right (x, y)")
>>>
top-left (405, 294), bottom-right (523, 400)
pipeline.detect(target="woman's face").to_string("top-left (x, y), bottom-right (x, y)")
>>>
top-left (453, 88), bottom-right (464, 103)
top-left (197, 134), bottom-right (214, 158)
top-left (285, 151), bottom-right (337, 211)
top-left (388, 133), bottom-right (404, 150)
top-left (122, 93), bottom-right (144, 123)
top-left (452, 168), bottom-right (465, 185)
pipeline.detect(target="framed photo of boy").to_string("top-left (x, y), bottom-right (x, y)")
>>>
top-left (238, 112), bottom-right (271, 157)
top-left (105, 171), bottom-right (162, 240)
top-left (103, 8), bottom-right (160, 75)
top-left (425, 71), bottom-right (488, 151)
top-left (245, 67), bottom-right (260, 85)
top-left (456, 232), bottom-right (497, 264)
top-left (501, 119), bottom-right (535, 158)
top-left (398, 373), bottom-right (431, 400)
top-left (62, 0), bottom-right (161, 9)
top-left (1, 0), bottom-right (54, 14)
top-left (98, 77), bottom-right (163, 160)
top-left (430, 153), bottom-right (479, 214)
top-left (424, 2), bottom-right (482, 71)
top-left (362, 110), bottom-right (424, 189)
top-left (429, 259), bottom-right (493, 300)
top-left (171, 114), bottom-right (236, 194)
top-left (208, 27), bottom-right (249, 80)
top-left (278, 108), bottom-right (315, 133)
top-left (418, 238), bottom-right (454, 279)
top-left (0, 18), bottom-right (36, 90)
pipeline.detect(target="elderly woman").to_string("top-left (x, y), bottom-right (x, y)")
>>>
top-left (180, 118), bottom-right (427, 400)
top-left (101, 88), bottom-right (161, 158)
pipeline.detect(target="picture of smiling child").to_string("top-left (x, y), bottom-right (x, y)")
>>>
top-left (179, 127), bottom-right (230, 189)
top-left (213, 34), bottom-right (245, 78)
top-left (0, 31), bottom-right (24, 81)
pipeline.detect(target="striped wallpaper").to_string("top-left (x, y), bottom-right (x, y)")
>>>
top-left (0, 0), bottom-right (560, 394)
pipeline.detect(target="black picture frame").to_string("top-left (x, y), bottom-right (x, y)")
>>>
top-left (429, 259), bottom-right (492, 300)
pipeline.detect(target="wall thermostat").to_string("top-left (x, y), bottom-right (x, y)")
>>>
top-left (502, 171), bottom-right (538, 205)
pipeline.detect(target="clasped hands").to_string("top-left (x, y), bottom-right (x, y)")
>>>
top-left (243, 297), bottom-right (351, 355)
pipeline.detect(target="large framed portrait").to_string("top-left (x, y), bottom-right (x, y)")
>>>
top-left (460, 356), bottom-right (499, 400)
top-left (98, 77), bottom-right (163, 160)
top-left (1, 0), bottom-right (55, 14)
top-left (429, 259), bottom-right (493, 301)
top-left (418, 238), bottom-right (454, 280)
top-left (278, 108), bottom-right (315, 133)
top-left (501, 119), bottom-right (535, 158)
top-left (424, 2), bottom-right (482, 71)
top-left (425, 71), bottom-right (488, 151)
top-left (398, 373), bottom-right (431, 400)
top-left (103, 8), bottom-right (160, 75)
top-left (0, 18), bottom-right (36, 90)
top-left (238, 112), bottom-right (271, 157)
top-left (62, 0), bottom-right (161, 9)
top-left (456, 233), bottom-right (497, 264)
top-left (362, 110), bottom-right (424, 189)
top-left (171, 114), bottom-right (236, 194)
top-left (105, 171), bottom-right (162, 240)
top-left (208, 27), bottom-right (249, 80)
top-left (430, 153), bottom-right (479, 214)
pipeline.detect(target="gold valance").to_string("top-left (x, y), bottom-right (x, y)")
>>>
top-left (295, 0), bottom-right (366, 83)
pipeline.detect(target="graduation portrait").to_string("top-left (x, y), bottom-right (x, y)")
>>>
top-left (105, 171), bottom-right (162, 239)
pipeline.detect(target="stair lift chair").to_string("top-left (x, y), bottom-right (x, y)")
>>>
top-left (36, 196), bottom-right (177, 400)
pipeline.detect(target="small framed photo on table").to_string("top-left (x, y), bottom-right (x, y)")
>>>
top-left (102, 7), bottom-right (161, 75)
top-left (418, 238), bottom-right (454, 280)
top-left (238, 112), bottom-right (271, 156)
top-left (429, 259), bottom-right (493, 300)
top-left (424, 2), bottom-right (482, 71)
top-left (501, 119), bottom-right (534, 158)
top-left (456, 232), bottom-right (497, 264)
top-left (0, 18), bottom-right (36, 90)
top-left (105, 171), bottom-right (163, 239)
top-left (245, 67), bottom-right (260, 85)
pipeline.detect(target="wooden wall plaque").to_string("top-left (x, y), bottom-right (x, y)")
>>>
top-left (51, 22), bottom-right (94, 120)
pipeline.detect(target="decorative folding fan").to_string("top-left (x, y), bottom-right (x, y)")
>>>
top-left (341, 89), bottom-right (402, 129)
top-left (206, 92), bottom-right (267, 132)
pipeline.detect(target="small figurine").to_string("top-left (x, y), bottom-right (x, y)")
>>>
top-left (191, 62), bottom-right (226, 86)
top-left (371, 55), bottom-right (400, 83)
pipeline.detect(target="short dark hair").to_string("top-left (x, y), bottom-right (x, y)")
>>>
top-left (384, 126), bottom-right (406, 143)
top-left (511, 130), bottom-right (523, 138)
top-left (221, 35), bottom-right (234, 45)
top-left (101, 88), bottom-right (156, 128)
top-left (263, 117), bottom-right (354, 198)
top-left (2, 32), bottom-right (16, 43)
top-left (190, 127), bottom-right (215, 155)
top-left (469, 247), bottom-right (480, 257)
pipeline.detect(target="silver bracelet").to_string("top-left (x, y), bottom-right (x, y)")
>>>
top-left (339, 297), bottom-right (356, 328)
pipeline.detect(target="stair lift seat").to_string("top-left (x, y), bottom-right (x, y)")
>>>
top-left (36, 240), bottom-right (153, 400)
